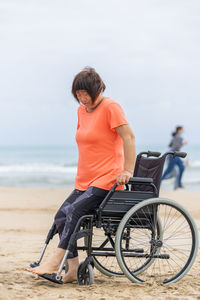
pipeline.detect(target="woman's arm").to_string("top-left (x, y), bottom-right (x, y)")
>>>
top-left (115, 124), bottom-right (136, 185)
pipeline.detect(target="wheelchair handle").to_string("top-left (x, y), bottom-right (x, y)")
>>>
top-left (163, 151), bottom-right (187, 159)
top-left (139, 151), bottom-right (161, 157)
top-left (173, 151), bottom-right (187, 158)
top-left (147, 151), bottom-right (161, 157)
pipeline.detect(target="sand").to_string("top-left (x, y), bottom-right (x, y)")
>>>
top-left (0, 187), bottom-right (199, 300)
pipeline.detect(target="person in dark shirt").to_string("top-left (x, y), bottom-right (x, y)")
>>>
top-left (162, 126), bottom-right (187, 189)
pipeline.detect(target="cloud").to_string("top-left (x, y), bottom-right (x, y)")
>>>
top-left (0, 0), bottom-right (200, 145)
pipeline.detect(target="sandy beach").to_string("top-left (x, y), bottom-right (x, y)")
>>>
top-left (0, 187), bottom-right (199, 300)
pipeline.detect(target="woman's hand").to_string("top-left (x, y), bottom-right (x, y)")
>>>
top-left (116, 170), bottom-right (132, 186)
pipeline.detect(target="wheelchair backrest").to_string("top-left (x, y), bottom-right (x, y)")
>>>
top-left (131, 153), bottom-right (166, 196)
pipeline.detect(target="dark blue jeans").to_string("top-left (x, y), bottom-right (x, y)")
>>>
top-left (162, 155), bottom-right (185, 188)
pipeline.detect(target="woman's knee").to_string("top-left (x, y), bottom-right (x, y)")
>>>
top-left (54, 203), bottom-right (72, 223)
top-left (54, 210), bottom-right (61, 222)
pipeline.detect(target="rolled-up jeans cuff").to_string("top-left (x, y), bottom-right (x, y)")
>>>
top-left (57, 247), bottom-right (78, 259)
top-left (67, 250), bottom-right (78, 258)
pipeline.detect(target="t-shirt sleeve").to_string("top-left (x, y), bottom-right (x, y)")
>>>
top-left (107, 102), bottom-right (128, 129)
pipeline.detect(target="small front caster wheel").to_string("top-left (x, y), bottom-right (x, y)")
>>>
top-left (77, 262), bottom-right (94, 285)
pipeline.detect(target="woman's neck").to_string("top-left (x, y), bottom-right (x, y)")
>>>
top-left (86, 95), bottom-right (105, 113)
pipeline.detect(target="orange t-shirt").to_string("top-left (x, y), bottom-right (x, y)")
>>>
top-left (75, 98), bottom-right (128, 191)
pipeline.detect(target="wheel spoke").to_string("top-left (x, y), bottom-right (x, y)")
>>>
top-left (115, 199), bottom-right (198, 284)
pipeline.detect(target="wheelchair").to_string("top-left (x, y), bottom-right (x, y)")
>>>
top-left (30, 151), bottom-right (199, 286)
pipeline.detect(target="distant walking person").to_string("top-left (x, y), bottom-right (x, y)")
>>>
top-left (162, 126), bottom-right (187, 189)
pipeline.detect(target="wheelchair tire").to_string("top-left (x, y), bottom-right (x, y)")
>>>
top-left (115, 198), bottom-right (199, 285)
top-left (77, 262), bottom-right (94, 285)
top-left (84, 228), bottom-right (123, 277)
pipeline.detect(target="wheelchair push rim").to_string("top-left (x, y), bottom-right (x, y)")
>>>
top-left (115, 198), bottom-right (199, 285)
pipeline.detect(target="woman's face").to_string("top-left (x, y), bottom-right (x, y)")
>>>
top-left (76, 90), bottom-right (93, 109)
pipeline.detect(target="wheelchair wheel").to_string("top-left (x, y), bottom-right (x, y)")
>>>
top-left (133, 215), bottom-right (163, 275)
top-left (77, 262), bottom-right (94, 285)
top-left (115, 198), bottom-right (199, 285)
top-left (84, 227), bottom-right (123, 277)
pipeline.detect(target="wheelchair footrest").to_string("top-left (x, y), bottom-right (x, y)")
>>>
top-left (39, 273), bottom-right (63, 284)
top-left (30, 262), bottom-right (40, 268)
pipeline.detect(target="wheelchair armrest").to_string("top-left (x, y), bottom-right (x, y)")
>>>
top-left (128, 177), bottom-right (153, 184)
top-left (98, 178), bottom-right (153, 213)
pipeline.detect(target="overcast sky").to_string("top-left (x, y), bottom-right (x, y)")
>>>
top-left (0, 0), bottom-right (200, 147)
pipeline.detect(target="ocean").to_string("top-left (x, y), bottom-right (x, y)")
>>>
top-left (0, 144), bottom-right (199, 190)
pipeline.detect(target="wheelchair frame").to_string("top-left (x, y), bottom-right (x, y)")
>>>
top-left (30, 151), bottom-right (199, 286)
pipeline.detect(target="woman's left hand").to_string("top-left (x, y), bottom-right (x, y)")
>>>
top-left (116, 170), bottom-right (132, 186)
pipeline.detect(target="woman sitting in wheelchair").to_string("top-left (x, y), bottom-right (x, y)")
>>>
top-left (27, 67), bottom-right (136, 283)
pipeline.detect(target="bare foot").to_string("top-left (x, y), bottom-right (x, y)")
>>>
top-left (62, 256), bottom-right (79, 283)
top-left (27, 248), bottom-right (66, 275)
top-left (27, 261), bottom-right (59, 275)
top-left (62, 271), bottom-right (77, 283)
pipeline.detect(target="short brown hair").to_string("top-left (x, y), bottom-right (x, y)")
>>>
top-left (72, 67), bottom-right (106, 103)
